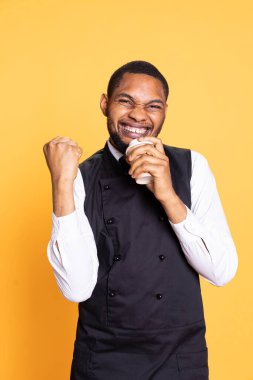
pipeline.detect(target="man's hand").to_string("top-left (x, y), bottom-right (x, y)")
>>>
top-left (126, 136), bottom-right (175, 202)
top-left (126, 136), bottom-right (187, 223)
top-left (43, 136), bottom-right (83, 217)
top-left (43, 136), bottom-right (83, 184)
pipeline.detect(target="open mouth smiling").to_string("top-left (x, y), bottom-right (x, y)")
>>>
top-left (118, 122), bottom-right (152, 138)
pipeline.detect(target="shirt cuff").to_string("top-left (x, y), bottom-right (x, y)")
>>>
top-left (168, 205), bottom-right (209, 244)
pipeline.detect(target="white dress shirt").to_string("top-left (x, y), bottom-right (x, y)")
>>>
top-left (46, 140), bottom-right (238, 302)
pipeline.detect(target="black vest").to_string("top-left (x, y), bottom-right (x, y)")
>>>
top-left (70, 141), bottom-right (208, 380)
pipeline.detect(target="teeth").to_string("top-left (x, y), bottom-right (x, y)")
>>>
top-left (123, 125), bottom-right (147, 134)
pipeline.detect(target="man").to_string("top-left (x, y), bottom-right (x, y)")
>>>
top-left (43, 61), bottom-right (238, 380)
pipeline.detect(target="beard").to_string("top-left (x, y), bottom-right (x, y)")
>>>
top-left (106, 119), bottom-right (129, 154)
top-left (108, 131), bottom-right (129, 154)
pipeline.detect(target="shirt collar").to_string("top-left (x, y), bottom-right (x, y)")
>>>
top-left (106, 138), bottom-right (124, 161)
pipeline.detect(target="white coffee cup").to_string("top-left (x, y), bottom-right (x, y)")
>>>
top-left (125, 139), bottom-right (154, 185)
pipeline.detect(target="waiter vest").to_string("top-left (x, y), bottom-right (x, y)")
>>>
top-left (70, 141), bottom-right (209, 380)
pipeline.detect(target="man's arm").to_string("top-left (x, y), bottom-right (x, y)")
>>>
top-left (166, 150), bottom-right (238, 286)
top-left (127, 136), bottom-right (238, 286)
top-left (44, 137), bottom-right (99, 302)
top-left (47, 169), bottom-right (99, 302)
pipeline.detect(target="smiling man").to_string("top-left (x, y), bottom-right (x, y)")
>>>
top-left (44, 61), bottom-right (238, 380)
top-left (101, 70), bottom-right (167, 151)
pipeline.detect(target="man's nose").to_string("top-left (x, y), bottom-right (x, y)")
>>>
top-left (128, 105), bottom-right (147, 122)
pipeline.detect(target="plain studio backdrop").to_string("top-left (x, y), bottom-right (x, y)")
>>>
top-left (0, 0), bottom-right (252, 379)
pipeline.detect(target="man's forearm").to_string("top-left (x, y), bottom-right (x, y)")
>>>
top-left (52, 179), bottom-right (75, 217)
top-left (160, 191), bottom-right (187, 224)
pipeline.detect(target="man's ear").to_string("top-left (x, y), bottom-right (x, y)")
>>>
top-left (100, 93), bottom-right (108, 117)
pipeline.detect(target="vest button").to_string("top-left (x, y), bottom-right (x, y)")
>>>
top-left (159, 254), bottom-right (165, 261)
top-left (106, 218), bottom-right (114, 224)
top-left (159, 216), bottom-right (165, 222)
top-left (113, 255), bottom-right (121, 261)
top-left (104, 185), bottom-right (110, 190)
top-left (109, 290), bottom-right (116, 297)
top-left (156, 293), bottom-right (163, 300)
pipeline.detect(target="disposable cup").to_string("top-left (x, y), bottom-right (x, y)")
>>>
top-left (125, 139), bottom-right (154, 185)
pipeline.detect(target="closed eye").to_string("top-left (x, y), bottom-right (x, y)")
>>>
top-left (118, 99), bottom-right (131, 104)
top-left (148, 104), bottom-right (162, 109)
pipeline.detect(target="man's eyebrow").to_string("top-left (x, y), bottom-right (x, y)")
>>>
top-left (115, 93), bottom-right (135, 101)
top-left (115, 93), bottom-right (165, 105)
top-left (146, 99), bottom-right (164, 105)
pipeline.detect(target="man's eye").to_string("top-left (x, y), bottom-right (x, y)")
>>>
top-left (119, 99), bottom-right (130, 104)
top-left (148, 105), bottom-right (162, 109)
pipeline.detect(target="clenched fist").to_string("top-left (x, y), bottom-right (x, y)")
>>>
top-left (43, 136), bottom-right (83, 184)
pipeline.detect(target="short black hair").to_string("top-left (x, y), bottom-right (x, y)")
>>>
top-left (107, 60), bottom-right (169, 100)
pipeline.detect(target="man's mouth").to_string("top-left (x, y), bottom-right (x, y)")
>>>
top-left (118, 122), bottom-right (152, 138)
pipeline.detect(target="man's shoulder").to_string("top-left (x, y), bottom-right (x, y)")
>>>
top-left (163, 144), bottom-right (209, 166)
top-left (163, 144), bottom-right (193, 179)
top-left (163, 143), bottom-right (191, 158)
top-left (79, 147), bottom-right (104, 172)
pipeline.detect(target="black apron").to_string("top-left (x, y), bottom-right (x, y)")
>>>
top-left (70, 142), bottom-right (209, 380)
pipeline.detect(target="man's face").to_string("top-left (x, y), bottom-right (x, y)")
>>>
top-left (100, 73), bottom-right (168, 154)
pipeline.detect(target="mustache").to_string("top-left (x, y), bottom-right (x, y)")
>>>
top-left (119, 120), bottom-right (152, 129)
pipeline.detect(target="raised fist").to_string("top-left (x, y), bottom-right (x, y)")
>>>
top-left (43, 136), bottom-right (83, 183)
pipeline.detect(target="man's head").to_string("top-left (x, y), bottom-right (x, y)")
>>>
top-left (100, 61), bottom-right (169, 154)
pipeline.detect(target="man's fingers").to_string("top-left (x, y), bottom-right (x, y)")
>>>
top-left (49, 136), bottom-right (66, 143)
top-left (129, 154), bottom-right (168, 176)
top-left (131, 162), bottom-right (166, 179)
top-left (43, 136), bottom-right (82, 158)
top-left (138, 136), bottom-right (165, 154)
top-left (127, 144), bottom-right (168, 163)
top-left (54, 137), bottom-right (78, 145)
top-left (45, 136), bottom-right (78, 148)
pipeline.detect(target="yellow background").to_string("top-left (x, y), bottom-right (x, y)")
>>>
top-left (0, 0), bottom-right (252, 379)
